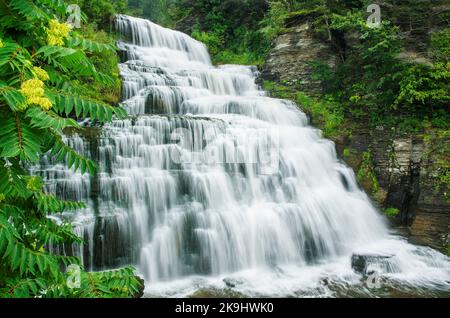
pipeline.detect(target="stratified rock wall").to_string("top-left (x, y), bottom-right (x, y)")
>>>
top-left (261, 19), bottom-right (337, 93)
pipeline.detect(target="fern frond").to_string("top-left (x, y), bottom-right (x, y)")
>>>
top-left (0, 278), bottom-right (47, 298)
top-left (48, 90), bottom-right (127, 122)
top-left (0, 160), bottom-right (31, 199)
top-left (0, 114), bottom-right (42, 162)
top-left (26, 105), bottom-right (80, 131)
top-left (35, 193), bottom-right (86, 214)
top-left (20, 120), bottom-right (42, 162)
top-left (36, 0), bottom-right (67, 16)
top-left (29, 217), bottom-right (84, 248)
top-left (74, 267), bottom-right (142, 298)
top-left (0, 41), bottom-right (33, 78)
top-left (0, 82), bottom-right (27, 112)
top-left (36, 46), bottom-right (96, 77)
top-left (9, 0), bottom-right (49, 21)
top-left (96, 72), bottom-right (116, 86)
top-left (49, 134), bottom-right (97, 175)
top-left (0, 213), bottom-right (63, 279)
top-left (67, 37), bottom-right (116, 53)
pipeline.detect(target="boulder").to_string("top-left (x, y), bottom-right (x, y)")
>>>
top-left (223, 277), bottom-right (244, 288)
top-left (351, 253), bottom-right (394, 275)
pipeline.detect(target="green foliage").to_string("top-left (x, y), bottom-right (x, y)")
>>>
top-left (192, 28), bottom-right (224, 56)
top-left (308, 5), bottom-right (449, 131)
top-left (259, 0), bottom-right (292, 41)
top-left (263, 80), bottom-right (296, 99)
top-left (263, 81), bottom-right (344, 138)
top-left (321, 13), bottom-right (403, 119)
top-left (163, 0), bottom-right (270, 65)
top-left (357, 151), bottom-right (379, 194)
top-left (214, 50), bottom-right (266, 66)
top-left (48, 90), bottom-right (127, 122)
top-left (384, 207), bottom-right (400, 217)
top-left (0, 0), bottom-right (140, 298)
top-left (66, 267), bottom-right (142, 298)
top-left (394, 63), bottom-right (450, 111)
top-left (422, 130), bottom-right (450, 201)
top-left (132, 0), bottom-right (180, 26)
top-left (296, 92), bottom-right (344, 138)
top-left (69, 24), bottom-right (122, 105)
top-left (343, 148), bottom-right (351, 158)
top-left (430, 29), bottom-right (450, 63)
top-left (54, 1), bottom-right (123, 105)
top-left (70, 0), bottom-right (127, 29)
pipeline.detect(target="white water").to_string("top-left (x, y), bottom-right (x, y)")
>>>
top-left (35, 15), bottom-right (449, 297)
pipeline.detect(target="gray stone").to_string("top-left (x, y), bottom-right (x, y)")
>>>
top-left (223, 277), bottom-right (244, 288)
top-left (351, 254), bottom-right (394, 275)
top-left (260, 20), bottom-right (337, 94)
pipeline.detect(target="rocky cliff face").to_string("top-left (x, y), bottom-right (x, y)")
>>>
top-left (261, 15), bottom-right (337, 93)
top-left (260, 17), bottom-right (450, 253)
top-left (348, 128), bottom-right (450, 251)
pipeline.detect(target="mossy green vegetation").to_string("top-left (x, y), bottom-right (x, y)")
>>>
top-left (263, 81), bottom-right (345, 139)
top-left (296, 92), bottom-right (344, 139)
top-left (423, 130), bottom-right (450, 202)
top-left (70, 24), bottom-right (122, 104)
top-left (356, 151), bottom-right (379, 195)
top-left (384, 208), bottom-right (400, 217)
top-left (310, 6), bottom-right (449, 133)
top-left (166, 0), bottom-right (271, 65)
top-left (70, 0), bottom-right (128, 29)
top-left (342, 148), bottom-right (351, 158)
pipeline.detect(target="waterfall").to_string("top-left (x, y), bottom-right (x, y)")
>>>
top-left (35, 14), bottom-right (449, 297)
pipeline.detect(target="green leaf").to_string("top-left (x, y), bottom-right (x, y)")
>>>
top-left (48, 90), bottom-right (127, 123)
top-left (36, 193), bottom-right (86, 214)
top-left (0, 82), bottom-right (27, 112)
top-left (36, 46), bottom-right (97, 77)
top-left (66, 37), bottom-right (116, 53)
top-left (49, 135), bottom-right (97, 175)
top-left (26, 106), bottom-right (80, 131)
top-left (9, 0), bottom-right (49, 20)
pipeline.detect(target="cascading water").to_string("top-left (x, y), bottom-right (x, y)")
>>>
top-left (35, 15), bottom-right (450, 297)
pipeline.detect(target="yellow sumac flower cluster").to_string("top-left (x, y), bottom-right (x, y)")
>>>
top-left (20, 78), bottom-right (52, 111)
top-left (33, 66), bottom-right (50, 81)
top-left (46, 19), bottom-right (71, 46)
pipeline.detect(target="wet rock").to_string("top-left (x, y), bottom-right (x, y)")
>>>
top-left (260, 19), bottom-right (337, 94)
top-left (223, 277), bottom-right (244, 288)
top-left (189, 287), bottom-right (245, 298)
top-left (370, 132), bottom-right (450, 251)
top-left (351, 253), bottom-right (394, 275)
